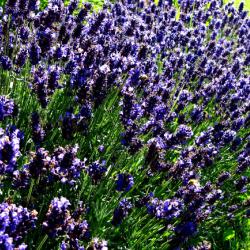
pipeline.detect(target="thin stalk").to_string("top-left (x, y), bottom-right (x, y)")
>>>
top-left (27, 179), bottom-right (35, 205)
top-left (36, 234), bottom-right (48, 250)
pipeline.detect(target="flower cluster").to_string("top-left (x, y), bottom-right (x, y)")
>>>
top-left (13, 145), bottom-right (86, 188)
top-left (0, 202), bottom-right (37, 249)
top-left (31, 112), bottom-right (45, 145)
top-left (44, 197), bottom-right (89, 249)
top-left (87, 160), bottom-right (107, 184)
top-left (43, 197), bottom-right (71, 238)
top-left (51, 145), bottom-right (86, 185)
top-left (146, 197), bottom-right (183, 221)
top-left (0, 96), bottom-right (16, 121)
top-left (112, 199), bottom-right (133, 226)
top-left (0, 0), bottom-right (249, 248)
top-left (116, 173), bottom-right (134, 192)
top-left (0, 126), bottom-right (23, 175)
top-left (88, 238), bottom-right (108, 250)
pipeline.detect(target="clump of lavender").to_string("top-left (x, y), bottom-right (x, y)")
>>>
top-left (0, 56), bottom-right (12, 70)
top-left (60, 240), bottom-right (85, 250)
top-left (0, 202), bottom-right (38, 249)
top-left (236, 143), bottom-right (250, 174)
top-left (0, 0), bottom-right (249, 248)
top-left (174, 221), bottom-right (198, 242)
top-left (234, 176), bottom-right (249, 193)
top-left (60, 108), bottom-right (78, 140)
top-left (51, 145), bottom-right (86, 185)
top-left (15, 145), bottom-right (86, 187)
top-left (31, 112), bottom-right (45, 145)
top-left (43, 197), bottom-right (71, 238)
top-left (98, 145), bottom-right (105, 153)
top-left (45, 198), bottom-right (89, 248)
top-left (60, 202), bottom-right (90, 250)
top-left (0, 126), bottom-right (23, 175)
top-left (175, 125), bottom-right (193, 144)
top-left (0, 96), bottom-right (16, 121)
top-left (61, 219), bottom-right (89, 249)
top-left (12, 165), bottom-right (31, 189)
top-left (146, 196), bottom-right (183, 221)
top-left (87, 160), bottom-right (107, 184)
top-left (29, 42), bottom-right (41, 66)
top-left (25, 147), bottom-right (51, 179)
top-left (112, 199), bottom-right (133, 226)
top-left (88, 238), bottom-right (108, 250)
top-left (116, 173), bottom-right (134, 192)
top-left (30, 65), bottom-right (61, 108)
top-left (191, 241), bottom-right (212, 250)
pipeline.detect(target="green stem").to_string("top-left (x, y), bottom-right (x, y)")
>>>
top-left (36, 235), bottom-right (48, 250)
top-left (27, 179), bottom-right (35, 205)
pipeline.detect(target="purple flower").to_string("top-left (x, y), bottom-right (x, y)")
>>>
top-left (175, 221), bottom-right (197, 238)
top-left (116, 173), bottom-right (134, 192)
top-left (67, 0), bottom-right (79, 14)
top-left (19, 26), bottom-right (30, 42)
top-left (236, 144), bottom-right (250, 173)
top-left (234, 176), bottom-right (249, 192)
top-left (0, 1), bottom-right (249, 247)
top-left (31, 112), bottom-right (45, 145)
top-left (60, 109), bottom-right (78, 140)
top-left (15, 49), bottom-right (28, 68)
top-left (98, 145), bottom-right (105, 153)
top-left (66, 219), bottom-right (90, 241)
top-left (37, 27), bottom-right (53, 53)
top-left (87, 160), bottom-right (107, 184)
top-left (175, 125), bottom-right (193, 144)
top-left (47, 65), bottom-right (61, 92)
top-left (12, 166), bottom-right (31, 189)
top-left (18, 0), bottom-right (29, 14)
top-left (29, 42), bottom-right (41, 65)
top-left (239, 2), bottom-right (244, 12)
top-left (51, 145), bottom-right (85, 185)
top-left (217, 172), bottom-right (231, 185)
top-left (112, 199), bottom-right (132, 226)
top-left (0, 56), bottom-right (12, 70)
top-left (0, 96), bottom-right (15, 121)
top-left (190, 106), bottom-right (204, 123)
top-left (28, 0), bottom-right (39, 11)
top-left (57, 201), bottom-right (89, 249)
top-left (222, 129), bottom-right (236, 144)
top-left (43, 197), bottom-right (71, 238)
top-left (31, 66), bottom-right (49, 107)
top-left (77, 2), bottom-right (92, 22)
top-left (0, 127), bottom-right (23, 175)
top-left (146, 197), bottom-right (183, 221)
top-left (90, 238), bottom-right (108, 250)
top-left (0, 202), bottom-right (37, 247)
top-left (88, 12), bottom-right (106, 35)
top-left (232, 117), bottom-right (245, 131)
top-left (5, 0), bottom-right (17, 14)
top-left (192, 241), bottom-right (211, 250)
top-left (26, 147), bottom-right (51, 178)
top-left (60, 240), bottom-right (85, 250)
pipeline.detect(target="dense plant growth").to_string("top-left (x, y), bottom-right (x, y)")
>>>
top-left (0, 0), bottom-right (249, 249)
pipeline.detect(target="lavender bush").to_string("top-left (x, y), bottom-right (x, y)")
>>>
top-left (0, 0), bottom-right (249, 249)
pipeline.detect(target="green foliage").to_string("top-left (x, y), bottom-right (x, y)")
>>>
top-left (224, 229), bottom-right (235, 241)
top-left (0, 1), bottom-right (249, 249)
